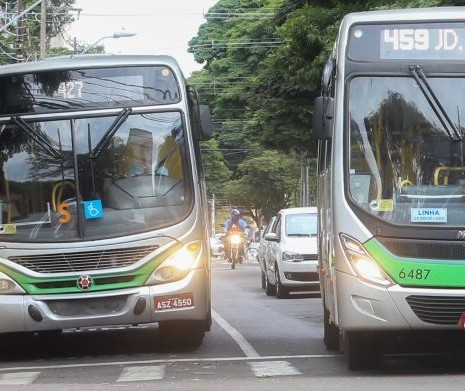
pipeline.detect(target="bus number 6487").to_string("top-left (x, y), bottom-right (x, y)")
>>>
top-left (398, 268), bottom-right (431, 280)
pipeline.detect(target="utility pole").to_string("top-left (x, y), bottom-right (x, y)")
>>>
top-left (39, 0), bottom-right (46, 59)
top-left (300, 151), bottom-right (309, 207)
top-left (211, 194), bottom-right (216, 234)
top-left (15, 0), bottom-right (24, 62)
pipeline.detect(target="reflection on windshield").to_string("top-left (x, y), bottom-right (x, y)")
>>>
top-left (285, 213), bottom-right (317, 236)
top-left (349, 76), bottom-right (465, 227)
top-left (0, 112), bottom-right (191, 242)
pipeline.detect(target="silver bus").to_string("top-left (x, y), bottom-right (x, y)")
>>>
top-left (313, 7), bottom-right (465, 368)
top-left (0, 55), bottom-right (212, 348)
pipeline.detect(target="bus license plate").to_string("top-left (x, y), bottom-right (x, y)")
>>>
top-left (154, 293), bottom-right (194, 311)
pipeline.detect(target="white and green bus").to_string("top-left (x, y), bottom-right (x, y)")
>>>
top-left (313, 7), bottom-right (465, 368)
top-left (0, 55), bottom-right (212, 347)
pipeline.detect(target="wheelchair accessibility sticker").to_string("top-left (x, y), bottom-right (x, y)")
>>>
top-left (83, 200), bottom-right (104, 219)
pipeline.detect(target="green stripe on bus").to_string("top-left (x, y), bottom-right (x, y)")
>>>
top-left (365, 238), bottom-right (465, 288)
top-left (0, 242), bottom-right (182, 295)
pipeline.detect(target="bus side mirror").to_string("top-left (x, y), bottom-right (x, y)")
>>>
top-left (198, 105), bottom-right (212, 141)
top-left (312, 96), bottom-right (334, 139)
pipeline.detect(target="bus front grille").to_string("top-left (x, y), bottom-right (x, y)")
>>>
top-left (8, 245), bottom-right (158, 273)
top-left (378, 238), bottom-right (465, 260)
top-left (406, 295), bottom-right (465, 325)
top-left (47, 296), bottom-right (128, 317)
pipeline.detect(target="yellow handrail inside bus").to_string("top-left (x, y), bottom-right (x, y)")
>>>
top-left (52, 181), bottom-right (75, 211)
top-left (400, 179), bottom-right (413, 189)
top-left (433, 166), bottom-right (465, 185)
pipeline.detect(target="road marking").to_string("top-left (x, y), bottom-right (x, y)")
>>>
top-left (117, 365), bottom-right (165, 382)
top-left (0, 354), bottom-right (340, 372)
top-left (0, 371), bottom-right (40, 385)
top-left (249, 361), bottom-right (302, 377)
top-left (212, 310), bottom-right (260, 358)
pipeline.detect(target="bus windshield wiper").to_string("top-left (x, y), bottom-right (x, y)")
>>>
top-left (89, 107), bottom-right (132, 159)
top-left (12, 116), bottom-right (61, 159)
top-left (409, 65), bottom-right (462, 141)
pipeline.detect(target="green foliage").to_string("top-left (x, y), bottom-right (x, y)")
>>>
top-left (224, 149), bottom-right (300, 221)
top-left (200, 138), bottom-right (232, 198)
top-left (190, 0), bottom-right (465, 217)
top-left (46, 46), bottom-right (74, 57)
top-left (0, 0), bottom-right (76, 64)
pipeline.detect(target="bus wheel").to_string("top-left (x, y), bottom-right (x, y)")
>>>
top-left (275, 267), bottom-right (289, 299)
top-left (323, 307), bottom-right (340, 351)
top-left (261, 271), bottom-right (266, 289)
top-left (158, 320), bottom-right (205, 349)
top-left (346, 331), bottom-right (379, 370)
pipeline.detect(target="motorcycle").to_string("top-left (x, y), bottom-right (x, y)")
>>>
top-left (224, 225), bottom-right (245, 269)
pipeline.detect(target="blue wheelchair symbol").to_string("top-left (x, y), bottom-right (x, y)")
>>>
top-left (83, 200), bottom-right (104, 220)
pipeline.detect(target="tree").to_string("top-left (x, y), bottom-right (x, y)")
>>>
top-left (224, 149), bottom-right (300, 224)
top-left (200, 138), bottom-right (232, 198)
top-left (190, 0), bottom-right (464, 214)
top-left (0, 0), bottom-right (76, 64)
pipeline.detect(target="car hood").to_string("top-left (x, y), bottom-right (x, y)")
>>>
top-left (279, 236), bottom-right (318, 254)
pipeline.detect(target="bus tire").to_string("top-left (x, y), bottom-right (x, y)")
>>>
top-left (323, 307), bottom-right (340, 351)
top-left (158, 320), bottom-right (205, 349)
top-left (346, 331), bottom-right (379, 370)
top-left (261, 271), bottom-right (266, 289)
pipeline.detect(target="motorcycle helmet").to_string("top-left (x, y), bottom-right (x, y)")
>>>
top-left (231, 208), bottom-right (241, 217)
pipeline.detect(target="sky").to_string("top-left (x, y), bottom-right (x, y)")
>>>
top-left (66, 0), bottom-right (218, 76)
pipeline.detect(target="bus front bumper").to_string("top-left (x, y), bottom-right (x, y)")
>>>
top-left (0, 269), bottom-right (209, 334)
top-left (337, 270), bottom-right (465, 331)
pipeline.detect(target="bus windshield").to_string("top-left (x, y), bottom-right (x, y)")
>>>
top-left (0, 66), bottom-right (180, 116)
top-left (0, 111), bottom-right (192, 242)
top-left (348, 76), bottom-right (465, 226)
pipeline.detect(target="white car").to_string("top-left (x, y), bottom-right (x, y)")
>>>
top-left (209, 234), bottom-right (225, 258)
top-left (263, 207), bottom-right (319, 298)
top-left (256, 216), bottom-right (276, 289)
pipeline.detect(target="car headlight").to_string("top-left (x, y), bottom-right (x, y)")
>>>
top-left (148, 241), bottom-right (202, 284)
top-left (340, 234), bottom-right (393, 287)
top-left (282, 251), bottom-right (304, 262)
top-left (0, 271), bottom-right (25, 294)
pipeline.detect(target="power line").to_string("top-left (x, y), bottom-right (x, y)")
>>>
top-left (190, 40), bottom-right (285, 50)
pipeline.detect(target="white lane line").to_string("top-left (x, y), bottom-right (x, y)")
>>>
top-left (249, 361), bottom-right (301, 377)
top-left (117, 365), bottom-right (165, 382)
top-left (0, 371), bottom-right (40, 385)
top-left (212, 310), bottom-right (260, 358)
top-left (0, 354), bottom-right (340, 372)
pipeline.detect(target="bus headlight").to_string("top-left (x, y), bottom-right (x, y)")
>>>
top-left (148, 241), bottom-right (202, 284)
top-left (340, 234), bottom-right (393, 287)
top-left (282, 252), bottom-right (304, 262)
top-left (0, 271), bottom-right (25, 294)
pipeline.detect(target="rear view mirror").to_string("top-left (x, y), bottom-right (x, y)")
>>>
top-left (312, 96), bottom-right (334, 139)
top-left (198, 105), bottom-right (212, 141)
top-left (264, 233), bottom-right (278, 242)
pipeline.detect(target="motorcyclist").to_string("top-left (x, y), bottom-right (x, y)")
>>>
top-left (223, 209), bottom-right (248, 261)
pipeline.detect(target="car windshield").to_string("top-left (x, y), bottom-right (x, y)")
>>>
top-left (0, 111), bottom-right (192, 242)
top-left (285, 213), bottom-right (317, 236)
top-left (348, 76), bottom-right (465, 226)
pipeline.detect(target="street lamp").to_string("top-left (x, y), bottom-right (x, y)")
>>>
top-left (79, 31), bottom-right (137, 54)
